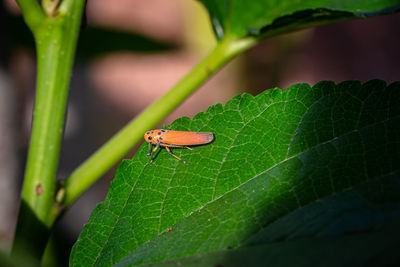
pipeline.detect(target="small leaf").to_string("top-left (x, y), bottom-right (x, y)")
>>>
top-left (70, 80), bottom-right (400, 266)
top-left (198, 0), bottom-right (400, 39)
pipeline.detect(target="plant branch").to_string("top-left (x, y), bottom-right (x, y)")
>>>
top-left (59, 36), bottom-right (257, 211)
top-left (11, 0), bottom-right (86, 261)
top-left (16, 0), bottom-right (45, 30)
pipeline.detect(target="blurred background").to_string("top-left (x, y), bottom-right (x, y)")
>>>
top-left (1, 0), bottom-right (400, 264)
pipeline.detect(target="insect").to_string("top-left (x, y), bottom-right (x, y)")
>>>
top-left (144, 129), bottom-right (214, 165)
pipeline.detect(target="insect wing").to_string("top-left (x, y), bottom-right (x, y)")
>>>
top-left (161, 130), bottom-right (214, 146)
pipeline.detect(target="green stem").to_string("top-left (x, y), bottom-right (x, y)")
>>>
top-left (15, 0), bottom-right (45, 30)
top-left (12, 0), bottom-right (85, 261)
top-left (59, 36), bottom-right (256, 210)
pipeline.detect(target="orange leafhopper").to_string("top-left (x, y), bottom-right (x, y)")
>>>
top-left (144, 129), bottom-right (214, 165)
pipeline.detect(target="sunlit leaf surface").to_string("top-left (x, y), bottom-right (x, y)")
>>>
top-left (71, 80), bottom-right (400, 266)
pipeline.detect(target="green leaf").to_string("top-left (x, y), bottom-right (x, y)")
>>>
top-left (9, 15), bottom-right (173, 62)
top-left (76, 26), bottom-right (173, 60)
top-left (70, 80), bottom-right (400, 266)
top-left (198, 0), bottom-right (400, 39)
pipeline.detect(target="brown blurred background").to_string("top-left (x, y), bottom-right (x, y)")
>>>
top-left (1, 0), bottom-right (400, 264)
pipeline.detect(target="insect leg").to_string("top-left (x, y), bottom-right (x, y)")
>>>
top-left (185, 146), bottom-right (195, 151)
top-left (146, 142), bottom-right (152, 157)
top-left (149, 142), bottom-right (160, 166)
top-left (166, 146), bottom-right (188, 165)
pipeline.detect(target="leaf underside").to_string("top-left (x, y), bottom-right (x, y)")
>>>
top-left (198, 0), bottom-right (400, 39)
top-left (70, 80), bottom-right (400, 266)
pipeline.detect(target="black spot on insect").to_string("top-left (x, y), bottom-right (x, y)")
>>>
top-left (161, 129), bottom-right (166, 132)
top-left (151, 131), bottom-right (154, 134)
top-left (158, 132), bottom-right (162, 135)
top-left (146, 131), bottom-right (150, 134)
top-left (159, 137), bottom-right (163, 140)
top-left (148, 136), bottom-right (152, 140)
